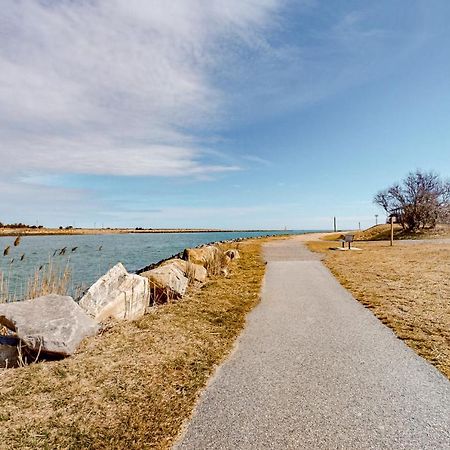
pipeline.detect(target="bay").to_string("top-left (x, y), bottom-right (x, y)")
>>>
top-left (0, 230), bottom-right (312, 300)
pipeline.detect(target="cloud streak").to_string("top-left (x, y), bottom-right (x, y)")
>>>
top-left (0, 0), bottom-right (281, 177)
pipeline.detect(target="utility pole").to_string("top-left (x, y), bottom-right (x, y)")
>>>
top-left (333, 216), bottom-right (337, 232)
top-left (375, 214), bottom-right (378, 225)
top-left (358, 222), bottom-right (361, 230)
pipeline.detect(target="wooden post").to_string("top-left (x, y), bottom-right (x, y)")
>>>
top-left (390, 216), bottom-right (394, 246)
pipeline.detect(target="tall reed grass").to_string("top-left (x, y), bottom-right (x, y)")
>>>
top-left (25, 259), bottom-right (72, 299)
top-left (1, 236), bottom-right (73, 302)
top-left (204, 247), bottom-right (228, 276)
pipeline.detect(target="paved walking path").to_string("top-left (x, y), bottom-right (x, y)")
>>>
top-left (175, 238), bottom-right (450, 449)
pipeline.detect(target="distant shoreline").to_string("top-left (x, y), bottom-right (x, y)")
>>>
top-left (0, 227), bottom-right (298, 237)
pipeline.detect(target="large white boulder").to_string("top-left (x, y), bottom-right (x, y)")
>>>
top-left (0, 295), bottom-right (98, 357)
top-left (183, 245), bottom-right (220, 267)
top-left (80, 263), bottom-right (149, 322)
top-left (161, 258), bottom-right (207, 283)
top-left (140, 262), bottom-right (188, 304)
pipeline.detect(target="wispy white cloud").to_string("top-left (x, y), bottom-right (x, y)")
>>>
top-left (0, 0), bottom-right (282, 177)
top-left (0, 1), bottom-right (439, 227)
top-left (1, 136), bottom-right (240, 177)
top-left (1, 1), bottom-right (427, 181)
top-left (221, 3), bottom-right (431, 124)
top-left (242, 155), bottom-right (271, 166)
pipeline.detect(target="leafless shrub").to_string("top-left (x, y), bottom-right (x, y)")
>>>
top-left (374, 170), bottom-right (450, 232)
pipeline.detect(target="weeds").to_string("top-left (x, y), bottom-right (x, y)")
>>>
top-left (185, 261), bottom-right (197, 285)
top-left (25, 259), bottom-right (72, 299)
top-left (204, 247), bottom-right (228, 276)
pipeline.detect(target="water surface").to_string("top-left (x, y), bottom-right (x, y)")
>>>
top-left (0, 230), bottom-right (311, 300)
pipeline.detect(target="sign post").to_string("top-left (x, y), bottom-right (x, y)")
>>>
top-left (390, 216), bottom-right (394, 246)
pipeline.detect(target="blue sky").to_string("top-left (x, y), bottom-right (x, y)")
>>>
top-left (1, 0), bottom-right (449, 229)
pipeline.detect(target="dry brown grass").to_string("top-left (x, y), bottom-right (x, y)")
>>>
top-left (25, 259), bottom-right (72, 300)
top-left (353, 223), bottom-right (450, 241)
top-left (320, 232), bottom-right (348, 241)
top-left (203, 246), bottom-right (229, 276)
top-left (0, 240), bottom-right (266, 449)
top-left (308, 240), bottom-right (450, 379)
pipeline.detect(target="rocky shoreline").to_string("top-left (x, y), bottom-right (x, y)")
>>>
top-left (0, 238), bottom-right (251, 369)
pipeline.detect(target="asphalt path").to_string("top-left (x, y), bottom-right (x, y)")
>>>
top-left (175, 237), bottom-right (450, 449)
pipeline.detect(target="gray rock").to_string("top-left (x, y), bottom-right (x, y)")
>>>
top-left (79, 263), bottom-right (149, 322)
top-left (161, 258), bottom-right (207, 283)
top-left (0, 335), bottom-right (19, 368)
top-left (183, 245), bottom-right (220, 268)
top-left (0, 334), bottom-right (19, 347)
top-left (0, 295), bottom-right (98, 357)
top-left (0, 345), bottom-right (19, 368)
top-left (141, 262), bottom-right (189, 304)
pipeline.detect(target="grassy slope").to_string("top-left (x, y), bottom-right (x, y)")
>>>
top-left (0, 240), bottom-right (266, 449)
top-left (354, 223), bottom-right (450, 241)
top-left (308, 240), bottom-right (450, 379)
top-left (321, 224), bottom-right (450, 242)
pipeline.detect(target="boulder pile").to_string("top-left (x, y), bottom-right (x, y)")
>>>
top-left (0, 243), bottom-right (241, 368)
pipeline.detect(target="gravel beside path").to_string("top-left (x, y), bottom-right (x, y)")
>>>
top-left (175, 237), bottom-right (450, 449)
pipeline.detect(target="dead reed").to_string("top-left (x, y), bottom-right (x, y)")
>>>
top-left (25, 258), bottom-right (72, 300)
top-left (184, 261), bottom-right (197, 285)
top-left (1, 236), bottom-right (73, 302)
top-left (204, 247), bottom-right (228, 276)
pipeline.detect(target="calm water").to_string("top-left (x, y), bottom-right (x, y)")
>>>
top-left (0, 230), bottom-right (311, 300)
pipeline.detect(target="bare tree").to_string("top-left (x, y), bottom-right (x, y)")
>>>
top-left (374, 170), bottom-right (450, 232)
